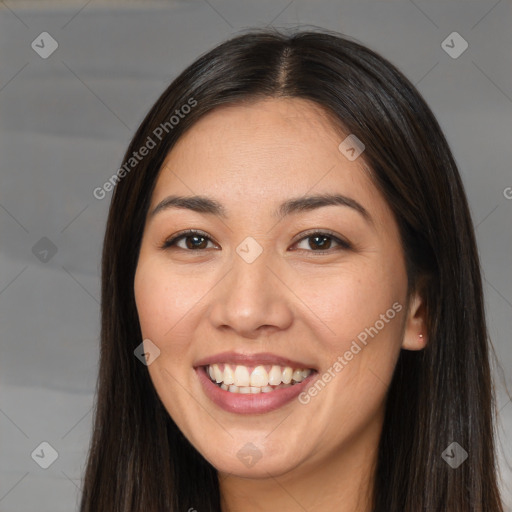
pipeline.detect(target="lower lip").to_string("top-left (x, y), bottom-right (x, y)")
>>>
top-left (196, 366), bottom-right (317, 415)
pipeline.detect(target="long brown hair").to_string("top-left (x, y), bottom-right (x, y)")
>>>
top-left (80, 27), bottom-right (505, 511)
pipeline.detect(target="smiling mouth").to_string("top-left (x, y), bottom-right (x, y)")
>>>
top-left (205, 363), bottom-right (314, 394)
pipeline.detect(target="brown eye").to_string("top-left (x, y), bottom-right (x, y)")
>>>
top-left (292, 231), bottom-right (351, 253)
top-left (161, 229), bottom-right (351, 253)
top-left (162, 230), bottom-right (217, 251)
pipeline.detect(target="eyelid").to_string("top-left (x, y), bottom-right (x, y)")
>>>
top-left (161, 228), bottom-right (351, 252)
top-left (161, 229), bottom-right (218, 250)
top-left (290, 228), bottom-right (352, 251)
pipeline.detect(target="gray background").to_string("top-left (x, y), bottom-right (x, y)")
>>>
top-left (0, 0), bottom-right (511, 510)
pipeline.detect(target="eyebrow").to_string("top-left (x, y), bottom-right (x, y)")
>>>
top-left (150, 193), bottom-right (373, 224)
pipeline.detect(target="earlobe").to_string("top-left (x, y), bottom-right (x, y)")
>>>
top-left (401, 291), bottom-right (428, 351)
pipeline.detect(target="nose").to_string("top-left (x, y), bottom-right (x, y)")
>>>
top-left (207, 248), bottom-right (294, 339)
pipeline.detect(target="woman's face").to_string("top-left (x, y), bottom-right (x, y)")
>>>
top-left (134, 97), bottom-right (425, 479)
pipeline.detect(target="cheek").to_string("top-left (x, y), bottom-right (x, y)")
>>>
top-left (298, 258), bottom-right (406, 404)
top-left (134, 256), bottom-right (224, 386)
top-left (134, 256), bottom-right (206, 341)
top-left (295, 267), bottom-right (406, 433)
top-left (297, 259), bottom-right (405, 345)
top-left (134, 259), bottom-right (198, 402)
top-left (134, 260), bottom-right (171, 340)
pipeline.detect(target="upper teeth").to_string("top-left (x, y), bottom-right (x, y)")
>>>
top-left (207, 363), bottom-right (312, 387)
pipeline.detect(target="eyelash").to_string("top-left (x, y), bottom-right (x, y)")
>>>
top-left (160, 229), bottom-right (352, 254)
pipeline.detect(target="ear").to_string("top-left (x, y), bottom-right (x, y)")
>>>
top-left (401, 289), bottom-right (428, 351)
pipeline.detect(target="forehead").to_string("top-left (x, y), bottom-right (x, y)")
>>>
top-left (164, 97), bottom-right (349, 167)
top-left (150, 97), bottom-right (386, 225)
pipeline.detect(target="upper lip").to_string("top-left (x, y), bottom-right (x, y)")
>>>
top-left (194, 351), bottom-right (317, 370)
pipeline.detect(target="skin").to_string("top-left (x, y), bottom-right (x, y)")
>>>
top-left (134, 97), bottom-right (427, 512)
